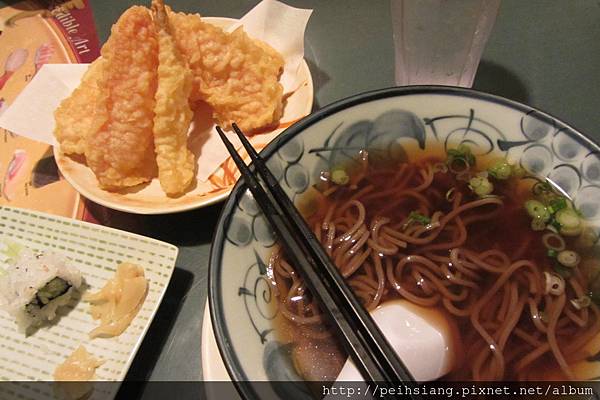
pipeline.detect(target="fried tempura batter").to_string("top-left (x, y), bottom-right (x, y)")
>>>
top-left (169, 10), bottom-right (285, 132)
top-left (151, 0), bottom-right (195, 196)
top-left (54, 59), bottom-right (104, 155)
top-left (85, 6), bottom-right (158, 189)
top-left (53, 1), bottom-right (289, 195)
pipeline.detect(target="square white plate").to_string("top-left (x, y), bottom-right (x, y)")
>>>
top-left (0, 206), bottom-right (178, 399)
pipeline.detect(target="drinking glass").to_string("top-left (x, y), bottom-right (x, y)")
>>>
top-left (391, 0), bottom-right (501, 87)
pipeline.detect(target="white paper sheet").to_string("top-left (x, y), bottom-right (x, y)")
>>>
top-left (236, 0), bottom-right (312, 91)
top-left (0, 64), bottom-right (89, 146)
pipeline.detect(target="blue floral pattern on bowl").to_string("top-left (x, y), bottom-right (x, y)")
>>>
top-left (209, 87), bottom-right (600, 399)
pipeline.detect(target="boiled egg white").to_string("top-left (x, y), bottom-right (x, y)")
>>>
top-left (335, 299), bottom-right (462, 382)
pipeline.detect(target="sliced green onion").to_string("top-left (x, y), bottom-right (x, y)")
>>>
top-left (531, 217), bottom-right (546, 231)
top-left (549, 218), bottom-right (563, 232)
top-left (408, 211), bottom-right (431, 225)
top-left (331, 169), bottom-right (349, 185)
top-left (532, 181), bottom-right (562, 204)
top-left (532, 181), bottom-right (553, 196)
top-left (544, 271), bottom-right (565, 296)
top-left (557, 250), bottom-right (581, 268)
top-left (468, 176), bottom-right (494, 197)
top-left (561, 226), bottom-right (584, 237)
top-left (571, 296), bottom-right (591, 310)
top-left (448, 157), bottom-right (470, 174)
top-left (447, 144), bottom-right (475, 173)
top-left (542, 232), bottom-right (566, 252)
top-left (547, 249), bottom-right (558, 258)
top-left (460, 145), bottom-right (476, 167)
top-left (445, 188), bottom-right (456, 202)
top-left (549, 197), bottom-right (567, 213)
top-left (488, 159), bottom-right (512, 180)
top-left (525, 200), bottom-right (550, 222)
top-left (555, 208), bottom-right (583, 236)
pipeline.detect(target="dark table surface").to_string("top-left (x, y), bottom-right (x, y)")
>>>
top-left (4, 0), bottom-right (600, 396)
top-left (87, 0), bottom-right (600, 387)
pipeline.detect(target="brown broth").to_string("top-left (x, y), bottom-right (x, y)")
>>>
top-left (269, 144), bottom-right (600, 382)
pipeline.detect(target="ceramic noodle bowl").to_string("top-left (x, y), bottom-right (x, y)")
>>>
top-left (209, 87), bottom-right (600, 399)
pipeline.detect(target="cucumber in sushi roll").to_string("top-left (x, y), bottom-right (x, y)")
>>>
top-left (0, 242), bottom-right (82, 333)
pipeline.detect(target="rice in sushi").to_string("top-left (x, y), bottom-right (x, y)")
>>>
top-left (0, 243), bottom-right (82, 332)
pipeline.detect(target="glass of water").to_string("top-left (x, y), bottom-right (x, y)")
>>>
top-left (391, 0), bottom-right (501, 87)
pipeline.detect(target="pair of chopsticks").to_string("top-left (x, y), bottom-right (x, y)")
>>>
top-left (217, 124), bottom-right (418, 393)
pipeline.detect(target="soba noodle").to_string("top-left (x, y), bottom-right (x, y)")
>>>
top-left (269, 148), bottom-right (600, 381)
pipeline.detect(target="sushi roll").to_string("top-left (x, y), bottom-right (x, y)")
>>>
top-left (0, 243), bottom-right (82, 333)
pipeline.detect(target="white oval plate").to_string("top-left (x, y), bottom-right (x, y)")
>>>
top-left (55, 17), bottom-right (314, 215)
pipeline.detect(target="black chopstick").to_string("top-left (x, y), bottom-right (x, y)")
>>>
top-left (217, 125), bottom-right (418, 394)
top-left (230, 123), bottom-right (416, 379)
